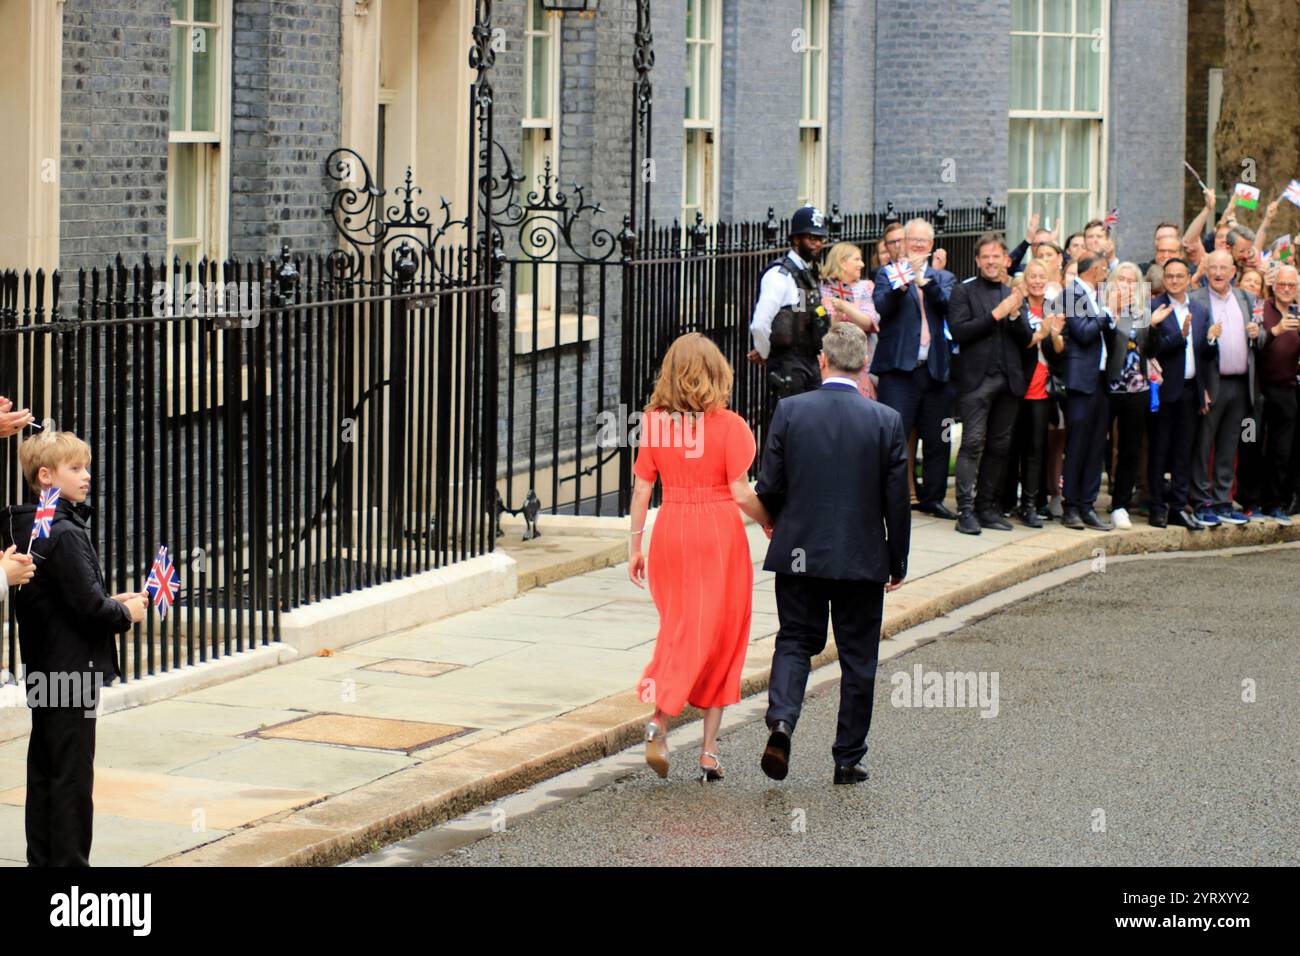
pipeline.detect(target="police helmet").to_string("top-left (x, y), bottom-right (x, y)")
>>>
top-left (790, 205), bottom-right (829, 239)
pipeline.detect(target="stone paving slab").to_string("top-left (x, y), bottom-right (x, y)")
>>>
top-left (1, 492), bottom-right (1295, 867)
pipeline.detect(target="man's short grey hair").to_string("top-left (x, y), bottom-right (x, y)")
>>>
top-left (1226, 225), bottom-right (1255, 245)
top-left (903, 217), bottom-right (935, 241)
top-left (822, 322), bottom-right (867, 375)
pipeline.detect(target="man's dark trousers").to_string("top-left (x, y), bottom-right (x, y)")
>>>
top-left (1063, 372), bottom-right (1110, 511)
top-left (1192, 375), bottom-right (1249, 510)
top-left (876, 365), bottom-right (952, 509)
top-left (27, 703), bottom-right (97, 867)
top-left (1148, 382), bottom-right (1198, 510)
top-left (766, 573), bottom-right (884, 768)
top-left (955, 371), bottom-right (1020, 514)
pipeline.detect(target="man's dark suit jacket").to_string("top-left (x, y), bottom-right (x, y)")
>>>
top-left (947, 275), bottom-right (1034, 395)
top-left (1044, 277), bottom-right (1118, 394)
top-left (1144, 293), bottom-right (1216, 408)
top-left (755, 381), bottom-right (910, 583)
top-left (869, 265), bottom-right (956, 382)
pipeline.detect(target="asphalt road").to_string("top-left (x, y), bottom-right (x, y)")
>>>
top-left (355, 547), bottom-right (1299, 867)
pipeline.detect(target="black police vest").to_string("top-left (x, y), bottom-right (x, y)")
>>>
top-left (759, 255), bottom-right (827, 361)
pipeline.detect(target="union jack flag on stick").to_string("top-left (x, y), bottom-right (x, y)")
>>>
top-left (145, 545), bottom-right (181, 620)
top-left (884, 260), bottom-right (915, 290)
top-left (27, 486), bottom-right (60, 554)
top-left (1103, 208), bottom-right (1119, 233)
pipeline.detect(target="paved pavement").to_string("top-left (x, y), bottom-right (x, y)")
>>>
top-left (359, 547), bottom-right (1300, 867)
top-left (0, 507), bottom-right (1047, 866)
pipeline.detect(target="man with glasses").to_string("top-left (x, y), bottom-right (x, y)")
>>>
top-left (871, 218), bottom-right (957, 519)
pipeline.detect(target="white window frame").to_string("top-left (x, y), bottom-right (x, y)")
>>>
top-left (797, 0), bottom-right (828, 210)
top-left (1008, 0), bottom-right (1110, 240)
top-left (519, 0), bottom-right (562, 318)
top-left (682, 0), bottom-right (722, 227)
top-left (167, 0), bottom-right (231, 266)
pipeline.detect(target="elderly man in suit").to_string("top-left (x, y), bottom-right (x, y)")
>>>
top-left (755, 322), bottom-right (910, 786)
top-left (1189, 250), bottom-right (1269, 526)
top-left (870, 218), bottom-right (957, 519)
top-left (1144, 258), bottom-right (1217, 530)
top-left (1041, 252), bottom-right (1117, 530)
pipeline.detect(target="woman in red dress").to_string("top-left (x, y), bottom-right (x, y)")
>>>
top-left (628, 333), bottom-right (771, 782)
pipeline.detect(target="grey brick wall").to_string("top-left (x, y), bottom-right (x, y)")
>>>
top-left (59, 0), bottom-right (171, 270)
top-left (228, 0), bottom-right (342, 259)
top-left (1108, 0), bottom-right (1187, 264)
top-left (649, 0), bottom-right (686, 226)
top-left (827, 0), bottom-right (875, 211)
top-left (871, 0), bottom-right (1011, 209)
top-left (718, 0), bottom-right (802, 221)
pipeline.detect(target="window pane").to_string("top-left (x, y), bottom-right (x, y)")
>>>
top-left (808, 50), bottom-right (820, 119)
top-left (171, 0), bottom-right (186, 20)
top-left (1032, 192), bottom-right (1058, 229)
top-left (1008, 194), bottom-right (1029, 247)
top-left (1065, 120), bottom-right (1091, 188)
top-left (685, 131), bottom-right (699, 206)
top-left (190, 27), bottom-right (216, 132)
top-left (686, 0), bottom-right (695, 40)
top-left (1011, 0), bottom-right (1036, 31)
top-left (1009, 119), bottom-right (1031, 188)
top-left (1010, 36), bottom-right (1037, 110)
top-left (699, 40), bottom-right (711, 120)
top-left (1043, 0), bottom-right (1070, 32)
top-left (172, 145), bottom-right (199, 241)
top-left (530, 33), bottom-right (549, 120)
top-left (1065, 192), bottom-right (1090, 238)
top-left (531, 0), bottom-right (545, 31)
top-left (684, 44), bottom-right (696, 118)
top-left (1041, 36), bottom-right (1070, 110)
top-left (170, 26), bottom-right (187, 131)
top-left (1074, 37), bottom-right (1100, 111)
top-left (1077, 0), bottom-right (1102, 34)
top-left (799, 128), bottom-right (813, 205)
top-left (810, 0), bottom-right (821, 43)
top-left (193, 0), bottom-right (213, 21)
top-left (700, 0), bottom-right (712, 41)
top-left (1033, 118), bottom-right (1062, 189)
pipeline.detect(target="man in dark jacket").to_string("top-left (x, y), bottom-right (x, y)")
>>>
top-left (948, 233), bottom-right (1034, 534)
top-left (755, 323), bottom-right (910, 786)
top-left (1, 431), bottom-right (146, 866)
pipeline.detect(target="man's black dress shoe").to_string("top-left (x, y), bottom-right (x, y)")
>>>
top-left (760, 721), bottom-right (792, 781)
top-left (833, 763), bottom-right (869, 785)
top-left (1081, 508), bottom-right (1111, 531)
top-left (977, 509), bottom-right (1013, 531)
top-left (1148, 505), bottom-right (1168, 528)
top-left (1017, 505), bottom-right (1043, 528)
top-left (955, 510), bottom-right (982, 535)
top-left (914, 502), bottom-right (957, 520)
top-left (1061, 507), bottom-right (1084, 529)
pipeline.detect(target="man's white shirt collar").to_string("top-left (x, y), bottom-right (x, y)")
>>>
top-left (823, 376), bottom-right (858, 388)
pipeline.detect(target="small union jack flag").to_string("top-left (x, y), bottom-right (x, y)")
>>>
top-left (884, 260), bottom-right (915, 290)
top-left (1103, 208), bottom-right (1119, 232)
top-left (1283, 179), bottom-right (1300, 209)
top-left (29, 486), bottom-right (60, 548)
top-left (145, 545), bottom-right (181, 620)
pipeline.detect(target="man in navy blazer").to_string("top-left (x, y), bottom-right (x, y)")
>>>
top-left (755, 323), bottom-right (910, 786)
top-left (1143, 257), bottom-right (1216, 529)
top-left (1042, 252), bottom-right (1117, 530)
top-left (871, 218), bottom-right (957, 519)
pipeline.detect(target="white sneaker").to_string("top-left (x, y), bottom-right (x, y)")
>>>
top-left (1111, 508), bottom-right (1132, 530)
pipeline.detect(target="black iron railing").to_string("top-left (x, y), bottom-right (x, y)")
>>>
top-left (0, 247), bottom-right (496, 683)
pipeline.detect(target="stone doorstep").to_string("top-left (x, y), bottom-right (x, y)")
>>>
top-left (153, 520), bottom-right (1300, 868)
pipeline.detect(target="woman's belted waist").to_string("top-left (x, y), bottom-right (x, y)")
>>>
top-left (661, 484), bottom-right (733, 504)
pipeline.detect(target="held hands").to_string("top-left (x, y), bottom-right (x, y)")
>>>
top-left (1204, 188), bottom-right (1216, 209)
top-left (1150, 303), bottom-right (1173, 326)
top-left (1181, 313), bottom-right (1193, 337)
top-left (1208, 321), bottom-right (1222, 341)
top-left (997, 286), bottom-right (1024, 320)
top-left (1247, 321), bottom-right (1260, 341)
top-left (931, 248), bottom-right (948, 272)
top-left (0, 396), bottom-right (35, 439)
top-left (114, 591), bottom-right (150, 623)
top-left (0, 546), bottom-right (35, 588)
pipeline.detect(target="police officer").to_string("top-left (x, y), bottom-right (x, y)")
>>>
top-left (749, 206), bottom-right (831, 409)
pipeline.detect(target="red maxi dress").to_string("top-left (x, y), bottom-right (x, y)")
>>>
top-left (633, 408), bottom-right (756, 716)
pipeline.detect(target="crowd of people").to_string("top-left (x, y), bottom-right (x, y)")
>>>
top-left (750, 193), bottom-right (1300, 533)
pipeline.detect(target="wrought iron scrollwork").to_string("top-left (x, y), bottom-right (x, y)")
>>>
top-left (498, 155), bottom-right (621, 263)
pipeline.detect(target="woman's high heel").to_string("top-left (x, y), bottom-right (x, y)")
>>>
top-left (644, 720), bottom-right (669, 778)
top-left (698, 750), bottom-right (724, 783)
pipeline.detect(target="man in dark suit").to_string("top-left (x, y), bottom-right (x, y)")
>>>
top-left (948, 233), bottom-right (1033, 534)
top-left (755, 323), bottom-right (910, 786)
top-left (871, 218), bottom-right (957, 519)
top-left (1042, 253), bottom-right (1117, 530)
top-left (1188, 250), bottom-right (1270, 526)
top-left (1143, 258), bottom-right (1215, 530)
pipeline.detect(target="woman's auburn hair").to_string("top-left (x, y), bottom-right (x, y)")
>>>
top-left (646, 332), bottom-right (733, 415)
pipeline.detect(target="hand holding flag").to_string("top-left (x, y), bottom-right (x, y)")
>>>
top-left (884, 259), bottom-right (915, 290)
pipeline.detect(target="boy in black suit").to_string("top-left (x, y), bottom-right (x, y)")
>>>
top-left (0, 432), bottom-right (147, 866)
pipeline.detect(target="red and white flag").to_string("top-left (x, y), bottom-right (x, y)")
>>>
top-left (884, 260), bottom-right (915, 290)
